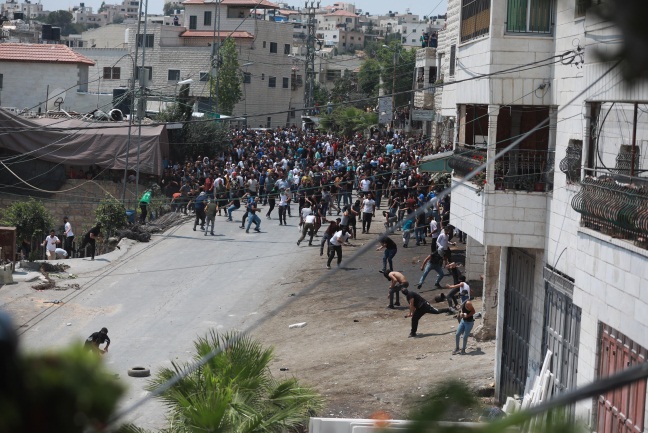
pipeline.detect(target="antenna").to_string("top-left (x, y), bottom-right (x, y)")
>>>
top-left (46, 88), bottom-right (67, 111)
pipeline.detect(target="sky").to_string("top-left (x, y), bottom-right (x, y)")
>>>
top-left (38, 0), bottom-right (448, 20)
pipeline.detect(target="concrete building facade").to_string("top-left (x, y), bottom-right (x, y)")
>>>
top-left (440, 0), bottom-right (648, 430)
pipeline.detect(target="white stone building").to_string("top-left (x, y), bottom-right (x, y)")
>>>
top-left (440, 0), bottom-right (648, 429)
top-left (121, 0), bottom-right (296, 127)
top-left (0, 0), bottom-right (43, 20)
top-left (0, 43), bottom-right (103, 113)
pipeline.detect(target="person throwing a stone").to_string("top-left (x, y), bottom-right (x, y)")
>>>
top-left (401, 287), bottom-right (454, 338)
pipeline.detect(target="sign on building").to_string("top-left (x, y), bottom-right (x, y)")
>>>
top-left (412, 109), bottom-right (434, 121)
top-left (378, 97), bottom-right (392, 124)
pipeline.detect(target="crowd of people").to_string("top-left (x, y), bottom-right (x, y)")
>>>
top-left (155, 126), bottom-right (477, 354)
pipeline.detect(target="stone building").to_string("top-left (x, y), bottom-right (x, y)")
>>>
top-left (442, 0), bottom-right (648, 429)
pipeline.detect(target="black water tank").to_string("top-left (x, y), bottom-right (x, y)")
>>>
top-left (13, 12), bottom-right (23, 20)
top-left (42, 24), bottom-right (52, 40)
top-left (112, 88), bottom-right (132, 115)
top-left (51, 27), bottom-right (61, 41)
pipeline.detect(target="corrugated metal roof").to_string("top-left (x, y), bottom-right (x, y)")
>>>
top-left (0, 43), bottom-right (95, 66)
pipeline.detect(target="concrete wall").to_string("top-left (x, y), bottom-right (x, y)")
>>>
top-left (464, 236), bottom-right (484, 281)
top-left (438, 0), bottom-right (458, 118)
top-left (0, 61), bottom-right (96, 113)
top-left (0, 180), bottom-right (139, 239)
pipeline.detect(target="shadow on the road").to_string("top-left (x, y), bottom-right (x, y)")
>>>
top-left (464, 347), bottom-right (486, 356)
top-left (415, 331), bottom-right (455, 338)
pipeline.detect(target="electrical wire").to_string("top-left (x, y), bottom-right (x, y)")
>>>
top-left (97, 59), bottom-right (622, 432)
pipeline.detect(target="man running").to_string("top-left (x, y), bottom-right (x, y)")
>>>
top-left (327, 226), bottom-right (351, 269)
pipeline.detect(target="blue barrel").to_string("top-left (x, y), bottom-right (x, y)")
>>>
top-left (125, 209), bottom-right (136, 224)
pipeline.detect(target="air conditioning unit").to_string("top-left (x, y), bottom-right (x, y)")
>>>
top-left (473, 135), bottom-right (488, 148)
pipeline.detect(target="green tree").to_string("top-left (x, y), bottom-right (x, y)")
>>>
top-left (112, 15), bottom-right (125, 24)
top-left (98, 1), bottom-right (107, 12)
top-left (319, 106), bottom-right (377, 137)
top-left (1, 198), bottom-right (54, 253)
top-left (313, 81), bottom-right (330, 106)
top-left (357, 57), bottom-right (381, 96)
top-left (95, 195), bottom-right (127, 237)
top-left (148, 331), bottom-right (323, 433)
top-left (213, 38), bottom-right (242, 116)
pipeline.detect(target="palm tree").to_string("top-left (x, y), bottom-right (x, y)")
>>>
top-left (147, 330), bottom-right (323, 433)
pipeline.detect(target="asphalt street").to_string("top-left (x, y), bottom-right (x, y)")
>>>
top-left (9, 209), bottom-right (319, 430)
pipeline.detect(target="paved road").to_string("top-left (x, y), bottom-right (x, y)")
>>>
top-left (11, 210), bottom-right (315, 430)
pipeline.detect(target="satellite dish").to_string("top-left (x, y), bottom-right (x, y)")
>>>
top-left (46, 88), bottom-right (67, 111)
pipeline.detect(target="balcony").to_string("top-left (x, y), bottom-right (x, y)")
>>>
top-left (449, 146), bottom-right (554, 192)
top-left (572, 177), bottom-right (648, 249)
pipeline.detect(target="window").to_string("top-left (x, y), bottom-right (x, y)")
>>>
top-left (290, 108), bottom-right (296, 119)
top-left (326, 70), bottom-right (341, 81)
top-left (428, 66), bottom-right (437, 83)
top-left (0, 73), bottom-right (3, 89)
top-left (266, 116), bottom-right (271, 127)
top-left (199, 71), bottom-right (209, 82)
top-left (189, 15), bottom-right (197, 29)
top-left (135, 66), bottom-right (152, 81)
top-left (103, 67), bottom-right (121, 79)
top-left (268, 76), bottom-right (276, 87)
top-left (204, 11), bottom-right (211, 26)
top-left (284, 43), bottom-right (291, 54)
top-left (282, 77), bottom-right (289, 88)
top-left (168, 69), bottom-right (181, 81)
top-left (506, 0), bottom-right (554, 34)
top-left (449, 45), bottom-right (456, 76)
top-left (243, 72), bottom-right (251, 83)
top-left (136, 33), bottom-right (154, 48)
top-left (270, 42), bottom-right (277, 53)
top-left (460, 0), bottom-right (490, 42)
top-left (333, 34), bottom-right (337, 39)
top-left (263, 41), bottom-right (266, 48)
top-left (574, 0), bottom-right (590, 18)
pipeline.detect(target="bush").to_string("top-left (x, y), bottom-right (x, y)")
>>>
top-left (95, 196), bottom-right (128, 237)
top-left (1, 199), bottom-right (54, 255)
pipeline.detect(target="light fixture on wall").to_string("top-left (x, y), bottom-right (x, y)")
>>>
top-left (261, 73), bottom-right (265, 80)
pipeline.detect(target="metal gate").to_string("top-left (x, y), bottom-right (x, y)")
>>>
top-left (500, 248), bottom-right (535, 403)
top-left (596, 325), bottom-right (647, 433)
top-left (542, 278), bottom-right (581, 405)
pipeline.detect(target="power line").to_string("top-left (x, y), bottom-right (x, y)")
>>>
top-left (101, 58), bottom-right (622, 432)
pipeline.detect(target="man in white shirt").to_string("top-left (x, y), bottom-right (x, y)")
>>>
top-left (361, 193), bottom-right (376, 234)
top-left (42, 230), bottom-right (61, 261)
top-left (55, 248), bottom-right (69, 260)
top-left (327, 227), bottom-right (351, 269)
top-left (297, 212), bottom-right (316, 246)
top-left (359, 177), bottom-right (372, 195)
top-left (429, 219), bottom-right (440, 253)
top-left (63, 216), bottom-right (74, 259)
top-left (436, 226), bottom-right (456, 261)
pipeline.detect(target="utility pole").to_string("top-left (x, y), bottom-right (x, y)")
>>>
top-left (209, 0), bottom-right (220, 116)
top-left (135, 0), bottom-right (150, 201)
top-left (391, 50), bottom-right (397, 130)
top-left (303, 1), bottom-right (319, 115)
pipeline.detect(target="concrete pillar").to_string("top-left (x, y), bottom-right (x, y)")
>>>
top-left (485, 104), bottom-right (500, 191)
top-left (464, 236), bottom-right (485, 281)
top-left (457, 104), bottom-right (466, 148)
top-left (474, 244), bottom-right (500, 341)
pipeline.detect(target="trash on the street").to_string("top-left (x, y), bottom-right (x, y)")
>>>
top-left (289, 322), bottom-right (307, 328)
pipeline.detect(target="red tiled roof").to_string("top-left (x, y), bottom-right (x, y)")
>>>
top-left (183, 0), bottom-right (279, 8)
top-left (0, 43), bottom-right (95, 66)
top-left (180, 30), bottom-right (254, 39)
top-left (325, 9), bottom-right (357, 17)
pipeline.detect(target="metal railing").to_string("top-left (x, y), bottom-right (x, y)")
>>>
top-left (460, 0), bottom-right (491, 42)
top-left (572, 176), bottom-right (648, 248)
top-left (450, 147), bottom-right (554, 192)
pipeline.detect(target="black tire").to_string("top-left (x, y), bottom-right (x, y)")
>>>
top-left (127, 366), bottom-right (151, 377)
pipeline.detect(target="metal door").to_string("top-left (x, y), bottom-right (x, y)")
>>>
top-left (500, 248), bottom-right (535, 403)
top-left (596, 325), bottom-right (647, 433)
top-left (542, 283), bottom-right (581, 410)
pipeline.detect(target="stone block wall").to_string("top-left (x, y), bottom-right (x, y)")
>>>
top-left (0, 179), bottom-right (139, 239)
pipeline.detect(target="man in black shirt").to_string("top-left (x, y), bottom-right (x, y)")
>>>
top-left (402, 288), bottom-right (455, 338)
top-left (84, 327), bottom-right (110, 353)
top-left (376, 236), bottom-right (398, 274)
top-left (78, 223), bottom-right (101, 261)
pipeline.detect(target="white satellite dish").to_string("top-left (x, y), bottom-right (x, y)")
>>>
top-left (46, 88), bottom-right (67, 111)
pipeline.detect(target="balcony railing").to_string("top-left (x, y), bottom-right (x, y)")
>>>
top-left (449, 146), bottom-right (554, 192)
top-left (572, 177), bottom-right (648, 248)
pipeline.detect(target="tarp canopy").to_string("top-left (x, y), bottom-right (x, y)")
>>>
top-left (0, 108), bottom-right (168, 176)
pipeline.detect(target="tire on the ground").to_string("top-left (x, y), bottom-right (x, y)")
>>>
top-left (127, 366), bottom-right (151, 377)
